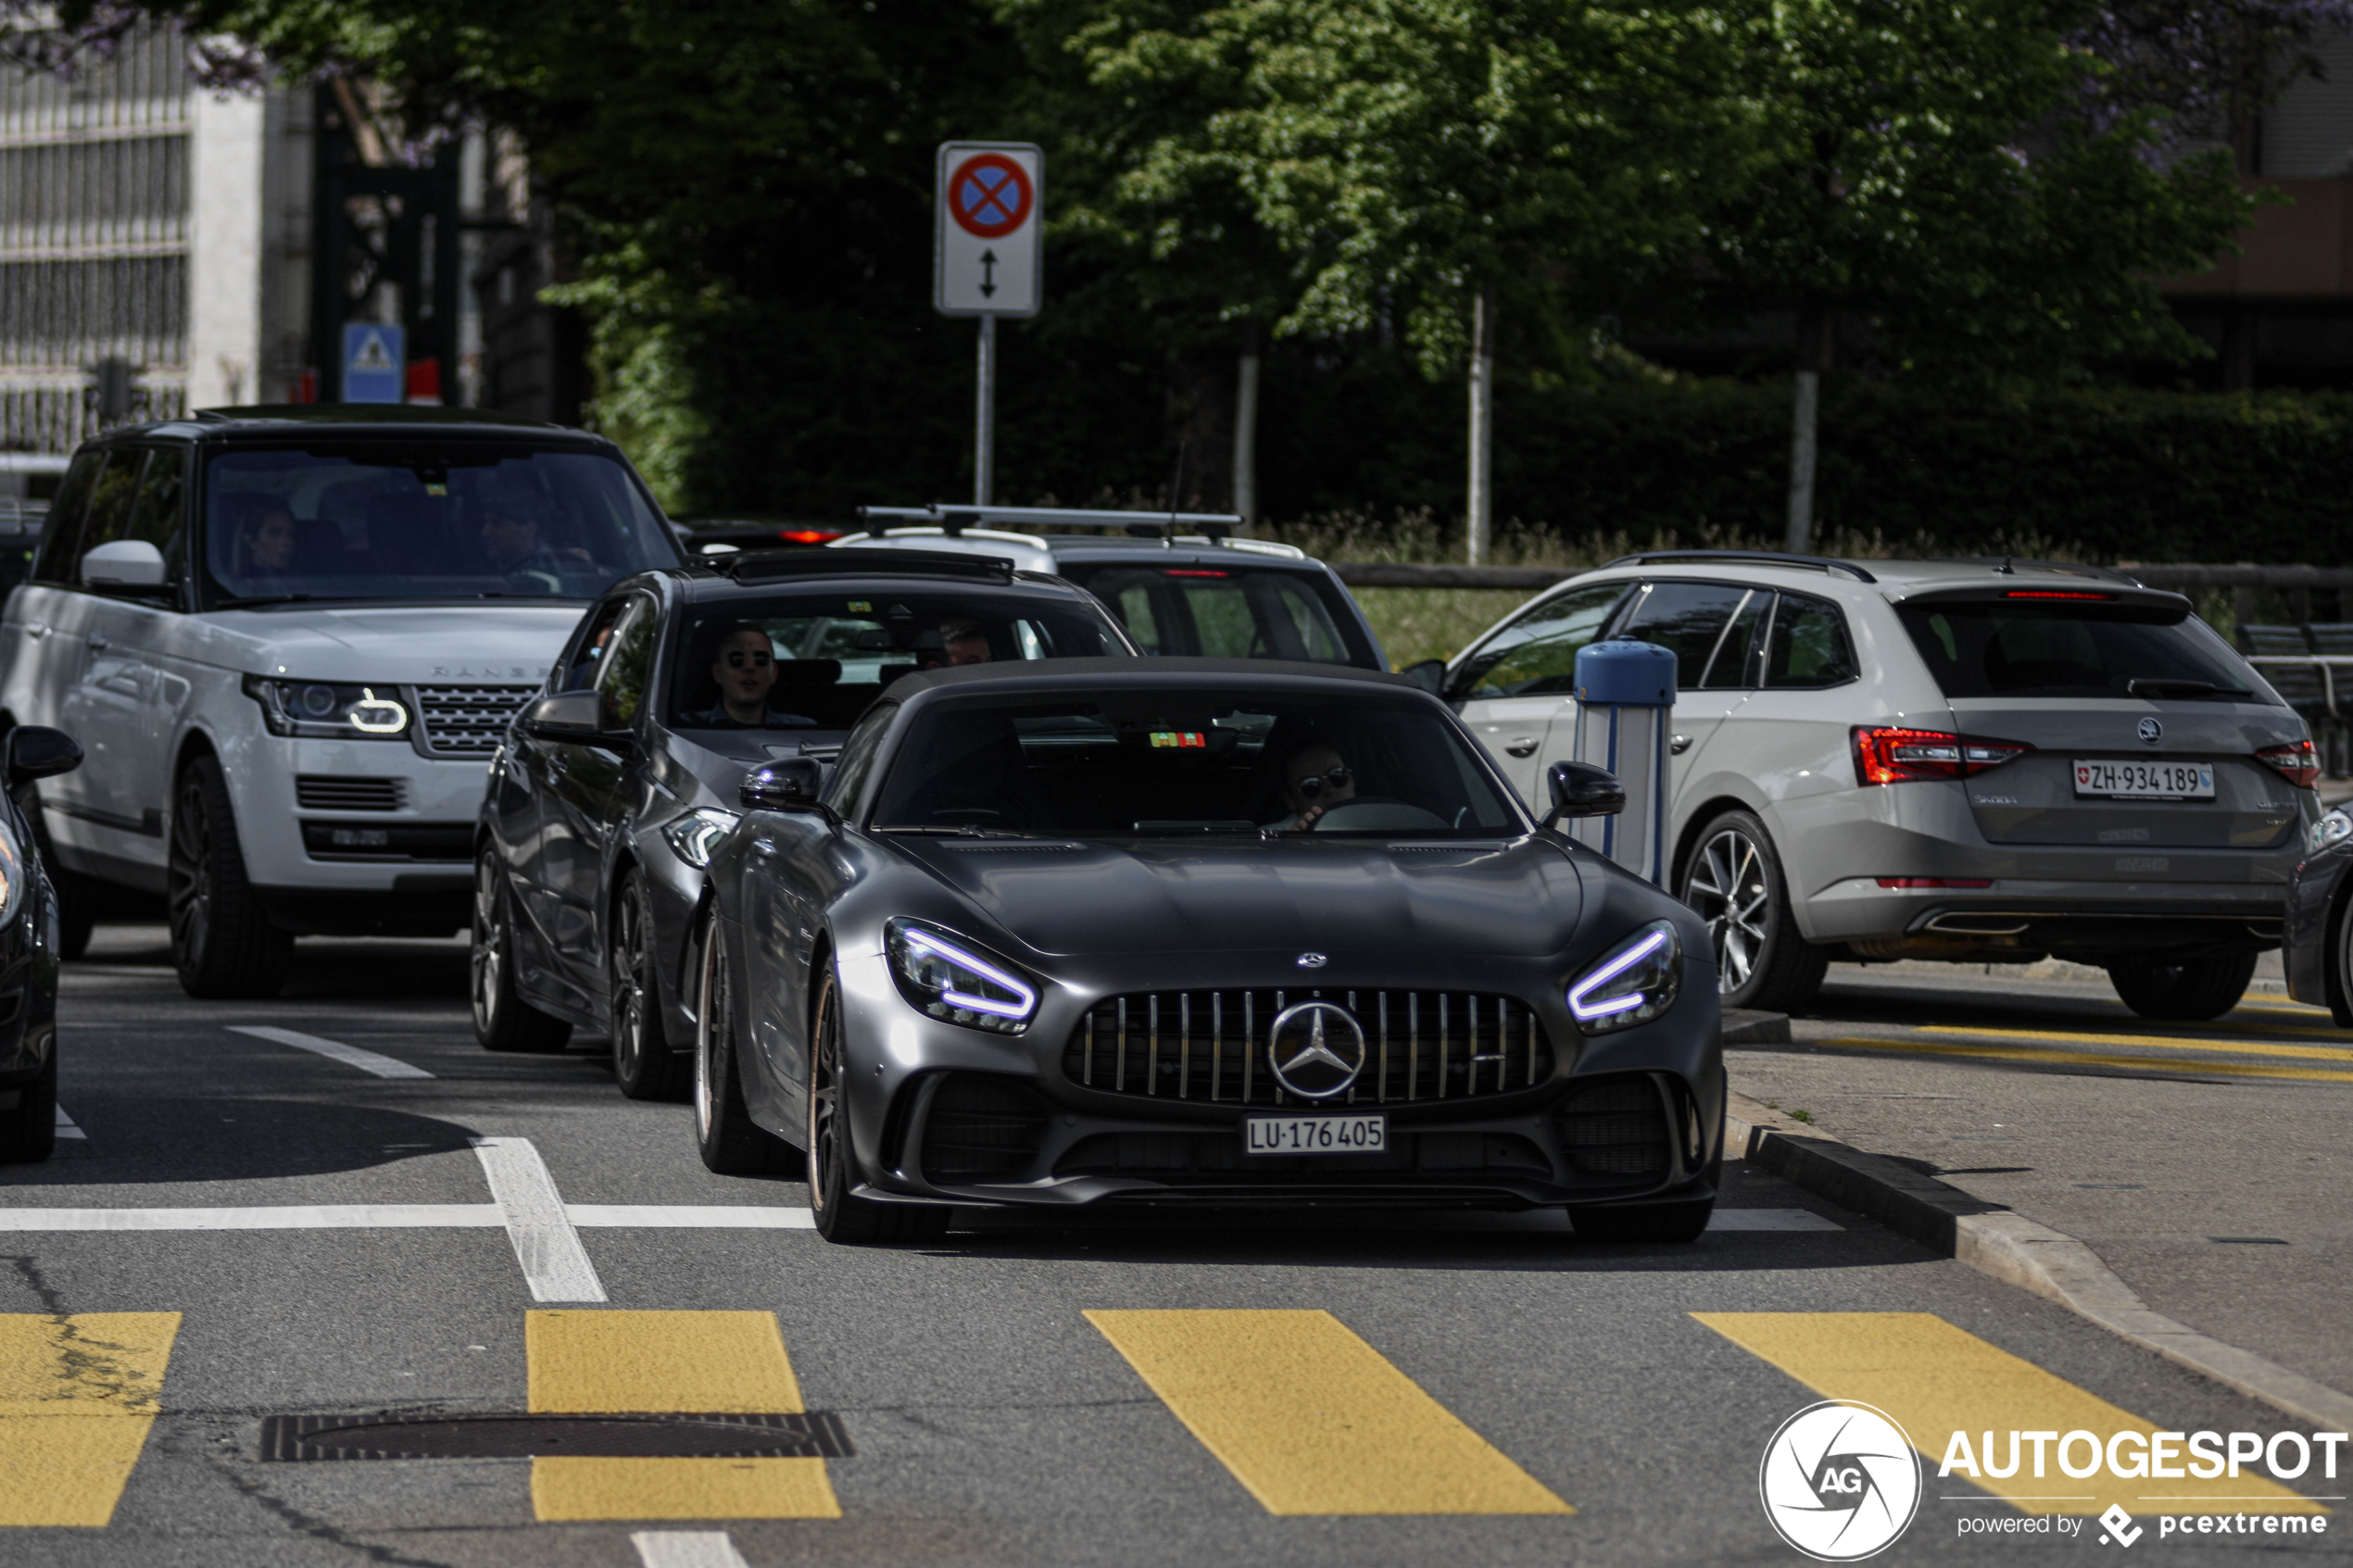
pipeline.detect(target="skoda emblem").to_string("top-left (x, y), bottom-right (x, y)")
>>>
top-left (2137, 718), bottom-right (2163, 746)
top-left (1295, 951), bottom-right (1327, 969)
top-left (1265, 1000), bottom-right (1367, 1100)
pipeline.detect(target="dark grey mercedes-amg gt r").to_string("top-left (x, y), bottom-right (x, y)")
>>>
top-left (687, 658), bottom-right (1723, 1244)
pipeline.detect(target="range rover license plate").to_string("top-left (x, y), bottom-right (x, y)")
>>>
top-left (1245, 1115), bottom-right (1386, 1155)
top-left (2072, 759), bottom-right (2215, 799)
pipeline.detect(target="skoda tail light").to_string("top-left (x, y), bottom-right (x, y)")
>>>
top-left (1852, 727), bottom-right (2032, 786)
top-left (2257, 740), bottom-right (2320, 789)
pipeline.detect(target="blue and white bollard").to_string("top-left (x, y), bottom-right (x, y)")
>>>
top-left (1569, 639), bottom-right (1678, 885)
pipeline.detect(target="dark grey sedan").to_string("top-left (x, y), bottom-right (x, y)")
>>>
top-left (687, 659), bottom-right (1725, 1244)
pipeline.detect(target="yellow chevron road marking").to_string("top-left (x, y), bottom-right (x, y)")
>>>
top-left (0, 1312), bottom-right (180, 1526)
top-left (526, 1311), bottom-right (837, 1522)
top-left (1086, 1308), bottom-right (1571, 1516)
top-left (1694, 1312), bottom-right (2323, 1518)
top-left (1812, 1036), bottom-right (2353, 1085)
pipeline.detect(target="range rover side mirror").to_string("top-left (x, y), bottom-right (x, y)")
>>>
top-left (1541, 759), bottom-right (1625, 827)
top-left (739, 759), bottom-right (833, 820)
top-left (6, 726), bottom-right (82, 786)
top-left (1398, 659), bottom-right (1447, 697)
top-left (80, 539), bottom-right (167, 592)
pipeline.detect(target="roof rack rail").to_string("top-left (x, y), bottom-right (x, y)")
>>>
top-left (858, 503), bottom-right (1246, 543)
top-left (1599, 549), bottom-right (1878, 583)
top-left (715, 546), bottom-right (1014, 584)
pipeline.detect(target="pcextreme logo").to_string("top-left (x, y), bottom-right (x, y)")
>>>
top-left (1760, 1400), bottom-right (1923, 1561)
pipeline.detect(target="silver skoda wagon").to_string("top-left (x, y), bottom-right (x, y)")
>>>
top-left (1443, 551), bottom-right (2319, 1019)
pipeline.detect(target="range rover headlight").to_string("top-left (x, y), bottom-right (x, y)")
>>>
top-left (663, 808), bottom-right (741, 868)
top-left (884, 918), bottom-right (1038, 1035)
top-left (1567, 919), bottom-right (1681, 1035)
top-left (2312, 808), bottom-right (2353, 854)
top-left (244, 677), bottom-right (412, 739)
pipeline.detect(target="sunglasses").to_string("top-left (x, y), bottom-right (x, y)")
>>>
top-left (723, 649), bottom-right (773, 668)
top-left (1290, 766), bottom-right (1351, 799)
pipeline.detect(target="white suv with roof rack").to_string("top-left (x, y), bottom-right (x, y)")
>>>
top-left (834, 505), bottom-right (1391, 671)
top-left (1442, 550), bottom-right (2320, 1020)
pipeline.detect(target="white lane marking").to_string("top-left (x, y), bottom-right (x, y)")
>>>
top-left (54, 1105), bottom-right (85, 1139)
top-left (227, 1024), bottom-right (433, 1080)
top-left (633, 1532), bottom-right (750, 1568)
top-left (470, 1136), bottom-right (607, 1303)
top-left (569, 1204), bottom-right (813, 1229)
top-left (1708, 1207), bottom-right (1844, 1232)
top-left (0, 1205), bottom-right (503, 1230)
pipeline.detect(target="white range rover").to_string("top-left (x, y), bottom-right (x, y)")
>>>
top-left (0, 408), bottom-right (683, 997)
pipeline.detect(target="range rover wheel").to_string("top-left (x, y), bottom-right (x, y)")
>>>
top-left (610, 869), bottom-right (686, 1099)
top-left (1678, 809), bottom-right (1826, 1014)
top-left (807, 963), bottom-right (946, 1245)
top-left (690, 906), bottom-right (796, 1175)
top-left (167, 755), bottom-right (291, 998)
top-left (0, 1049), bottom-right (57, 1163)
top-left (2107, 951), bottom-right (2256, 1022)
top-left (471, 850), bottom-right (572, 1053)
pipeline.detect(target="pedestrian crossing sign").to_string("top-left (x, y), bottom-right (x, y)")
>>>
top-left (342, 322), bottom-right (405, 404)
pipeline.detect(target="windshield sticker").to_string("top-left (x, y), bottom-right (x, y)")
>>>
top-left (1150, 731), bottom-right (1206, 749)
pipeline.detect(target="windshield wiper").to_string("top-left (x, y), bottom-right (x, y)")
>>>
top-left (214, 593), bottom-right (340, 608)
top-left (2127, 678), bottom-right (2251, 699)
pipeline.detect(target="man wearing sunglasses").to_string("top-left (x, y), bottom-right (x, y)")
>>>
top-left (1276, 741), bottom-right (1357, 831)
top-left (683, 622), bottom-right (816, 729)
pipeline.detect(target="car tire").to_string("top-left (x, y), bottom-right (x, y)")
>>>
top-left (691, 906), bottom-right (797, 1176)
top-left (2106, 951), bottom-right (2257, 1022)
top-left (0, 1050), bottom-right (57, 1164)
top-left (1678, 809), bottom-right (1827, 1014)
top-left (807, 962), bottom-right (948, 1245)
top-left (2333, 897), bottom-right (2353, 1030)
top-left (472, 850), bottom-right (573, 1053)
top-left (167, 754), bottom-right (292, 999)
top-left (610, 869), bottom-right (686, 1100)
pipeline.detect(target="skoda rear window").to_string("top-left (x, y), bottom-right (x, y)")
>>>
top-left (1896, 600), bottom-right (2268, 701)
top-left (201, 445), bottom-right (677, 604)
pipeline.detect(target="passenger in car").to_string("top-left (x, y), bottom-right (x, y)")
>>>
top-left (242, 506), bottom-right (297, 576)
top-left (478, 495), bottom-right (588, 584)
top-left (1273, 740), bottom-right (1356, 831)
top-left (942, 619), bottom-right (992, 667)
top-left (679, 622), bottom-right (817, 729)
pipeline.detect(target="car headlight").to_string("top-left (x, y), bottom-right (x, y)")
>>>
top-left (662, 808), bottom-right (741, 868)
top-left (244, 677), bottom-right (411, 739)
top-left (0, 821), bottom-right (20, 930)
top-left (1567, 919), bottom-right (1681, 1035)
top-left (2313, 809), bottom-right (2353, 854)
top-left (884, 918), bottom-right (1038, 1035)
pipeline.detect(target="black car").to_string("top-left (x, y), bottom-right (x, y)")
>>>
top-left (0, 725), bottom-right (88, 1161)
top-left (687, 658), bottom-right (1724, 1244)
top-left (469, 549), bottom-right (1139, 1098)
top-left (2284, 802), bottom-right (2353, 1021)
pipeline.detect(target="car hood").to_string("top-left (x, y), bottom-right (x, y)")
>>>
top-left (891, 834), bottom-right (1586, 959)
top-left (195, 603), bottom-right (587, 683)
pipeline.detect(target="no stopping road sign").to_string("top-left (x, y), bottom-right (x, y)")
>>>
top-left (937, 142), bottom-right (1041, 317)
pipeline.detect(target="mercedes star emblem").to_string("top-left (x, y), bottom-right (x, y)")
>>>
top-left (2137, 718), bottom-right (2163, 745)
top-left (1295, 951), bottom-right (1327, 969)
top-left (1265, 1000), bottom-right (1367, 1100)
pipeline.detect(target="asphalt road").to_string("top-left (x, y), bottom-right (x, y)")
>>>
top-left (1, 929), bottom-right (2344, 1566)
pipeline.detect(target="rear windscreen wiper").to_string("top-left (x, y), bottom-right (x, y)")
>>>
top-left (2127, 678), bottom-right (2251, 699)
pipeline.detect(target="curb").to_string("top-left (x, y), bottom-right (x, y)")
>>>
top-left (1724, 1091), bottom-right (2353, 1435)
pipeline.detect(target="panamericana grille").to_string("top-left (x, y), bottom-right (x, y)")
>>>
top-left (1555, 1076), bottom-right (1671, 1175)
top-left (1063, 990), bottom-right (1552, 1107)
top-left (413, 685), bottom-right (538, 758)
top-left (295, 775), bottom-right (405, 812)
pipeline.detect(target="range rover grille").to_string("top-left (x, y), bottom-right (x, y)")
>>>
top-left (413, 685), bottom-right (538, 758)
top-left (295, 775), bottom-right (405, 811)
top-left (1063, 989), bottom-right (1552, 1107)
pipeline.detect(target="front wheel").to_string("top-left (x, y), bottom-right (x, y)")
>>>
top-left (610, 870), bottom-right (686, 1100)
top-left (2108, 951), bottom-right (2256, 1022)
top-left (472, 850), bottom-right (572, 1053)
top-left (1678, 810), bottom-right (1826, 1014)
top-left (167, 755), bottom-right (291, 998)
top-left (807, 964), bottom-right (947, 1245)
top-left (0, 1050), bottom-right (57, 1163)
top-left (691, 908), bottom-right (796, 1175)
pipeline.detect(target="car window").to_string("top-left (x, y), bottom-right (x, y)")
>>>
top-left (57, 449), bottom-right (145, 586)
top-left (1454, 583), bottom-right (1629, 699)
top-left (595, 597), bottom-right (659, 729)
top-left (560, 597), bottom-right (636, 692)
top-left (1083, 568), bottom-right (1353, 664)
top-left (824, 702), bottom-right (896, 813)
top-left (1697, 590), bottom-right (1766, 690)
top-left (122, 448), bottom-right (186, 564)
top-left (1894, 599), bottom-right (2257, 698)
top-left (31, 449), bottom-right (106, 584)
top-left (1617, 582), bottom-right (1752, 691)
top-left (1764, 593), bottom-right (1858, 688)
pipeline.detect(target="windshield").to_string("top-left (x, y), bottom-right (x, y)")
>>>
top-left (202, 445), bottom-right (676, 603)
top-left (873, 689), bottom-right (1522, 837)
top-left (665, 591), bottom-right (1131, 732)
top-left (1896, 601), bottom-right (2268, 700)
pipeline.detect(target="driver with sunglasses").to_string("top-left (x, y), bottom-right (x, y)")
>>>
top-left (1271, 741), bottom-right (1356, 831)
top-left (681, 622), bottom-right (816, 729)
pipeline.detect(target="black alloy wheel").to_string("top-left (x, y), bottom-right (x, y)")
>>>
top-left (0, 1048), bottom-right (57, 1163)
top-left (610, 870), bottom-right (686, 1099)
top-left (167, 755), bottom-right (292, 998)
top-left (690, 906), bottom-right (796, 1175)
top-left (806, 963), bottom-right (946, 1244)
top-left (1678, 809), bottom-right (1827, 1014)
top-left (2334, 898), bottom-right (2353, 1030)
top-left (471, 849), bottom-right (572, 1053)
top-left (2107, 951), bottom-right (2257, 1022)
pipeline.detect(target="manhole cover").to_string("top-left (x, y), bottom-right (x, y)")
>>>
top-left (261, 1411), bottom-right (853, 1461)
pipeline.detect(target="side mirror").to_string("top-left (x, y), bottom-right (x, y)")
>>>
top-left (6, 726), bottom-right (82, 786)
top-left (739, 759), bottom-right (832, 818)
top-left (80, 539), bottom-right (167, 591)
top-left (1399, 659), bottom-right (1447, 697)
top-left (521, 690), bottom-right (603, 740)
top-left (1541, 760), bottom-right (1625, 827)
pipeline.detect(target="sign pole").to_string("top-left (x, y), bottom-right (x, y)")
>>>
top-left (975, 315), bottom-right (997, 506)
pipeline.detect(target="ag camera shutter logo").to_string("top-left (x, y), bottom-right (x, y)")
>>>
top-left (1759, 1400), bottom-right (1922, 1561)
